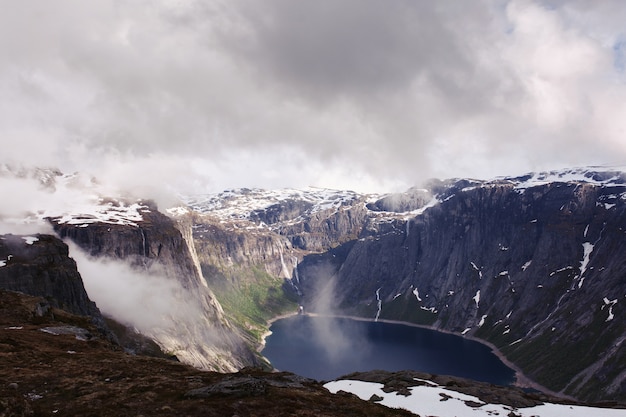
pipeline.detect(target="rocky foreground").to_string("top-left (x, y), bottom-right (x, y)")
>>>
top-left (0, 290), bottom-right (413, 417)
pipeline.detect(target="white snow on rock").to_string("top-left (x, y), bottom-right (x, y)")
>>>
top-left (550, 266), bottom-right (574, 276)
top-left (22, 236), bottom-right (39, 245)
top-left (473, 290), bottom-right (480, 308)
top-left (602, 297), bottom-right (618, 322)
top-left (412, 288), bottom-right (422, 302)
top-left (578, 242), bottom-right (594, 289)
top-left (522, 260), bottom-right (532, 271)
top-left (470, 262), bottom-right (483, 278)
top-left (181, 187), bottom-right (365, 221)
top-left (504, 166), bottom-right (626, 193)
top-left (0, 260), bottom-right (6, 267)
top-left (324, 379), bottom-right (626, 417)
top-left (478, 314), bottom-right (488, 327)
top-left (51, 201), bottom-right (147, 227)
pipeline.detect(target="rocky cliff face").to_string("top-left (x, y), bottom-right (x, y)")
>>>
top-left (141, 167), bottom-right (626, 402)
top-left (0, 233), bottom-right (101, 319)
top-left (294, 168), bottom-right (626, 402)
top-left (49, 200), bottom-right (259, 372)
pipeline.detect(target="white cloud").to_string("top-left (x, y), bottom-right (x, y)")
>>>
top-left (0, 0), bottom-right (624, 196)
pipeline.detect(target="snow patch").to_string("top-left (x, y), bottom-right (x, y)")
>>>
top-left (22, 236), bottom-right (39, 245)
top-left (375, 288), bottom-right (382, 322)
top-left (550, 266), bottom-right (574, 276)
top-left (324, 379), bottom-right (626, 417)
top-left (472, 290), bottom-right (480, 308)
top-left (478, 314), bottom-right (487, 327)
top-left (412, 288), bottom-right (422, 302)
top-left (521, 260), bottom-right (532, 271)
top-left (52, 201), bottom-right (148, 227)
top-left (603, 297), bottom-right (617, 322)
top-left (470, 262), bottom-right (482, 278)
top-left (461, 327), bottom-right (471, 335)
top-left (578, 242), bottom-right (594, 288)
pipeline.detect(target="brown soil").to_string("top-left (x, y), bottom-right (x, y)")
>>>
top-left (0, 290), bottom-right (414, 417)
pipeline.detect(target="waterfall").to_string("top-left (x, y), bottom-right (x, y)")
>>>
top-left (279, 246), bottom-right (291, 279)
top-left (178, 221), bottom-right (209, 288)
top-left (139, 227), bottom-right (148, 270)
top-left (375, 287), bottom-right (382, 322)
top-left (292, 256), bottom-right (300, 285)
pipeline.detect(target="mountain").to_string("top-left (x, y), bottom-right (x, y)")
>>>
top-left (0, 166), bottom-right (260, 372)
top-left (295, 167), bottom-right (626, 402)
top-left (175, 167), bottom-right (626, 403)
top-left (48, 199), bottom-right (260, 372)
top-left (1, 164), bottom-right (625, 409)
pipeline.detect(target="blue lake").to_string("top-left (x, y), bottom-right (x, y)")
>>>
top-left (262, 315), bottom-right (516, 385)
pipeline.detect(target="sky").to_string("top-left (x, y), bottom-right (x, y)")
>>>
top-left (1, 0), bottom-right (626, 196)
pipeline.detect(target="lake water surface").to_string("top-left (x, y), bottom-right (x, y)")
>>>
top-left (262, 315), bottom-right (515, 385)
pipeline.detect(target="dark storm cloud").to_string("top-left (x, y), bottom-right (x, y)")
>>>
top-left (0, 1), bottom-right (624, 194)
top-left (226, 1), bottom-right (460, 98)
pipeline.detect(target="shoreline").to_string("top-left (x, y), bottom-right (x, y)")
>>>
top-left (259, 311), bottom-right (572, 401)
top-left (256, 311), bottom-right (299, 353)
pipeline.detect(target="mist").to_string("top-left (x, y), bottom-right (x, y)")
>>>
top-left (68, 242), bottom-right (206, 334)
top-left (65, 241), bottom-right (247, 371)
top-left (297, 261), bottom-right (372, 363)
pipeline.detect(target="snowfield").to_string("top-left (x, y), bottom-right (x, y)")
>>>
top-left (324, 379), bottom-right (626, 417)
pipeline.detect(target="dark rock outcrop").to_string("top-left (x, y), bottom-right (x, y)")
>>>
top-left (0, 234), bottom-right (100, 319)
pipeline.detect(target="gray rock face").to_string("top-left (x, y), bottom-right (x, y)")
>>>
top-left (171, 168), bottom-right (626, 402)
top-left (0, 234), bottom-right (100, 318)
top-left (50, 204), bottom-right (260, 372)
top-left (296, 176), bottom-right (626, 402)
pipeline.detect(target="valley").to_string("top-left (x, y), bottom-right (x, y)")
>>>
top-left (1, 166), bottom-right (625, 415)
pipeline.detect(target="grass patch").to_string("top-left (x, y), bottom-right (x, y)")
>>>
top-left (205, 265), bottom-right (298, 342)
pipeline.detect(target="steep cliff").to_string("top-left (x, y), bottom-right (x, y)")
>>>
top-left (0, 233), bottom-right (100, 319)
top-left (172, 188), bottom-right (378, 339)
top-left (295, 168), bottom-right (626, 402)
top-left (49, 200), bottom-right (259, 372)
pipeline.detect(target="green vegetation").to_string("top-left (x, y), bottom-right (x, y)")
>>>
top-left (205, 265), bottom-right (298, 343)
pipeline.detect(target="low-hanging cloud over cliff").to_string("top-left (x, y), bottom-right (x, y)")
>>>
top-left (1, 0), bottom-right (625, 195)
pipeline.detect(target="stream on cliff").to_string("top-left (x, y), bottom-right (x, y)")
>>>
top-left (262, 315), bottom-right (515, 385)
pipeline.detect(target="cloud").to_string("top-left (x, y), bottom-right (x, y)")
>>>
top-left (66, 241), bottom-right (245, 370)
top-left (68, 243), bottom-right (204, 333)
top-left (0, 1), bottom-right (624, 195)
